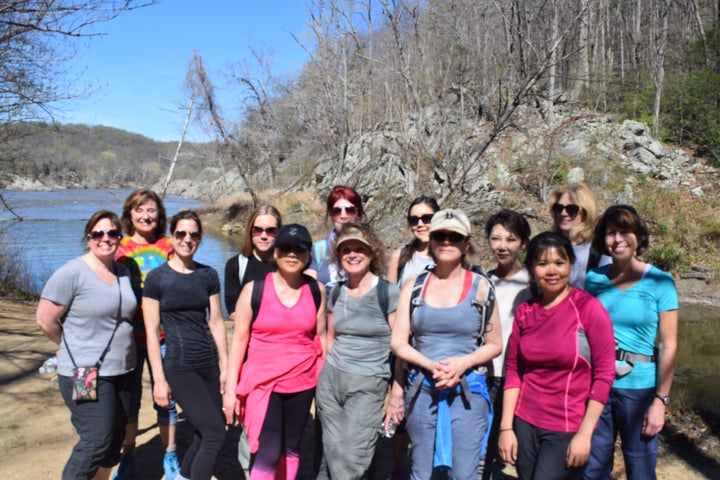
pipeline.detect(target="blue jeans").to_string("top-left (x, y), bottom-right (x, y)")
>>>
top-left (406, 386), bottom-right (489, 480)
top-left (127, 342), bottom-right (177, 426)
top-left (584, 387), bottom-right (658, 480)
top-left (59, 372), bottom-right (133, 479)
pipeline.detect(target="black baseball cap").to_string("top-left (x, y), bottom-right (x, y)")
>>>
top-left (274, 224), bottom-right (312, 251)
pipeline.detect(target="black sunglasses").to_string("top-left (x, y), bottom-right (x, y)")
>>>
top-left (407, 214), bottom-right (434, 226)
top-left (87, 229), bottom-right (122, 241)
top-left (251, 226), bottom-right (279, 237)
top-left (551, 203), bottom-right (581, 216)
top-left (174, 230), bottom-right (201, 241)
top-left (430, 231), bottom-right (466, 243)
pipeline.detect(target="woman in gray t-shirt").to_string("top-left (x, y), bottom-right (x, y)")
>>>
top-left (315, 223), bottom-right (400, 480)
top-left (36, 210), bottom-right (137, 479)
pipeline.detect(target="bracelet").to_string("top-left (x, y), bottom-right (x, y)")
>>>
top-left (499, 428), bottom-right (513, 432)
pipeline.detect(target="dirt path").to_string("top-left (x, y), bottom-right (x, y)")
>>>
top-left (1, 296), bottom-right (718, 479)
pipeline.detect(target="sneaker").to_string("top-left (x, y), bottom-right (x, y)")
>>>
top-left (163, 451), bottom-right (180, 480)
top-left (112, 453), bottom-right (136, 480)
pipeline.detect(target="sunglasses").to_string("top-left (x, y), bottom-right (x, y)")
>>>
top-left (87, 229), bottom-right (122, 241)
top-left (173, 230), bottom-right (201, 241)
top-left (331, 205), bottom-right (358, 217)
top-left (551, 203), bottom-right (581, 216)
top-left (430, 231), bottom-right (466, 243)
top-left (251, 226), bottom-right (279, 237)
top-left (277, 243), bottom-right (308, 254)
top-left (407, 214), bottom-right (434, 226)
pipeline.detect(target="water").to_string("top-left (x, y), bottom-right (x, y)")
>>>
top-left (0, 189), bottom-right (239, 297)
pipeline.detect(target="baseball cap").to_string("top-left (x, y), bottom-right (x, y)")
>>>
top-left (429, 209), bottom-right (471, 237)
top-left (274, 224), bottom-right (312, 251)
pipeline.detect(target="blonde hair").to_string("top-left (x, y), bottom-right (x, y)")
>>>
top-left (549, 183), bottom-right (599, 244)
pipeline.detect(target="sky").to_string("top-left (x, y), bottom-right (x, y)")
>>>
top-left (56, 1), bottom-right (312, 142)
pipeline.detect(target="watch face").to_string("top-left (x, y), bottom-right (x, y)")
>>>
top-left (656, 395), bottom-right (670, 405)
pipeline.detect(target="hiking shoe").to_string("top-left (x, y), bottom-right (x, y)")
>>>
top-left (163, 451), bottom-right (180, 480)
top-left (112, 454), bottom-right (136, 480)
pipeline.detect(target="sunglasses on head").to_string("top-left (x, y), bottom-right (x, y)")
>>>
top-left (251, 226), bottom-right (279, 237)
top-left (173, 230), bottom-right (201, 241)
top-left (430, 231), bottom-right (466, 243)
top-left (551, 203), bottom-right (581, 216)
top-left (407, 214), bottom-right (434, 226)
top-left (331, 205), bottom-right (358, 217)
top-left (87, 229), bottom-right (122, 241)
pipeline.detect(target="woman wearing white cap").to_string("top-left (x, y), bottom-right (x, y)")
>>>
top-left (315, 222), bottom-right (401, 479)
top-left (391, 209), bottom-right (503, 480)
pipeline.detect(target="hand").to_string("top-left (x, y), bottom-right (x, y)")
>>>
top-left (566, 431), bottom-right (591, 468)
top-left (386, 400), bottom-right (405, 425)
top-left (223, 390), bottom-right (238, 425)
top-left (498, 429), bottom-right (518, 465)
top-left (433, 357), bottom-right (467, 389)
top-left (642, 400), bottom-right (666, 437)
top-left (153, 380), bottom-right (172, 408)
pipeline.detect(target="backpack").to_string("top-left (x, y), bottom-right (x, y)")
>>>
top-left (250, 273), bottom-right (322, 322)
top-left (330, 277), bottom-right (391, 320)
top-left (237, 254), bottom-right (249, 284)
top-left (409, 264), bottom-right (496, 347)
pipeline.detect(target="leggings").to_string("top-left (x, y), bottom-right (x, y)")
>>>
top-left (166, 366), bottom-right (226, 480)
top-left (251, 388), bottom-right (315, 480)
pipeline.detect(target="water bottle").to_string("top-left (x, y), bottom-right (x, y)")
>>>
top-left (379, 419), bottom-right (396, 438)
top-left (38, 355), bottom-right (57, 374)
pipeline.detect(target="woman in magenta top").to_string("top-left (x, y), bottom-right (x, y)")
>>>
top-left (223, 224), bottom-right (326, 480)
top-left (499, 231), bottom-right (615, 480)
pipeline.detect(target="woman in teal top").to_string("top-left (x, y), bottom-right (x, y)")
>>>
top-left (583, 205), bottom-right (678, 480)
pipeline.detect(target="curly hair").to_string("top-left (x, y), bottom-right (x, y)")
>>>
top-left (332, 222), bottom-right (386, 276)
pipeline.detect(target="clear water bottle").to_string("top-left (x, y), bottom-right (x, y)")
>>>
top-left (38, 355), bottom-right (57, 374)
top-left (379, 419), bottom-right (396, 438)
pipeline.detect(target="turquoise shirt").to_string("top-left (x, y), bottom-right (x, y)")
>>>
top-left (585, 264), bottom-right (678, 389)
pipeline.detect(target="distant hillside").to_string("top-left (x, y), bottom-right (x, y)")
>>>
top-left (0, 122), bottom-right (208, 189)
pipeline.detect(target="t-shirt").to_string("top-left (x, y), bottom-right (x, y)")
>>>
top-left (326, 277), bottom-right (400, 378)
top-left (570, 241), bottom-right (612, 290)
top-left (224, 254), bottom-right (275, 314)
top-left (116, 236), bottom-right (173, 342)
top-left (41, 258), bottom-right (138, 377)
top-left (505, 288), bottom-right (615, 432)
top-left (143, 262), bottom-right (221, 373)
top-left (585, 264), bottom-right (678, 389)
top-left (488, 268), bottom-right (533, 376)
top-left (398, 250), bottom-right (434, 288)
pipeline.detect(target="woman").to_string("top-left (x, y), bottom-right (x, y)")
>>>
top-left (583, 205), bottom-right (678, 480)
top-left (311, 185), bottom-right (365, 293)
top-left (481, 209), bottom-right (534, 480)
top-left (36, 210), bottom-right (137, 480)
top-left (498, 232), bottom-right (615, 480)
top-left (143, 210), bottom-right (228, 480)
top-left (316, 223), bottom-right (401, 479)
top-left (387, 195), bottom-right (440, 286)
top-left (224, 204), bottom-right (282, 318)
top-left (391, 208), bottom-right (502, 480)
top-left (549, 183), bottom-right (608, 289)
top-left (224, 224), bottom-right (326, 480)
top-left (114, 189), bottom-right (179, 480)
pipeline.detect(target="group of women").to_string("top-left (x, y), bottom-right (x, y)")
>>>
top-left (36, 182), bottom-right (677, 480)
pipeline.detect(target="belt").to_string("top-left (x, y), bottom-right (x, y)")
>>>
top-left (616, 347), bottom-right (655, 363)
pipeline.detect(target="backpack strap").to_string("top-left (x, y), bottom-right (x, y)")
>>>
top-left (468, 264), bottom-right (496, 347)
top-left (312, 239), bottom-right (328, 269)
top-left (330, 277), bottom-right (391, 321)
top-left (238, 254), bottom-right (249, 284)
top-left (252, 273), bottom-right (322, 323)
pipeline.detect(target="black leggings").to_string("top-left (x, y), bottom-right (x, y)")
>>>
top-left (166, 366), bottom-right (226, 480)
top-left (253, 388), bottom-right (315, 477)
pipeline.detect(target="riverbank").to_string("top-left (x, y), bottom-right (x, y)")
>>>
top-left (1, 294), bottom-right (719, 479)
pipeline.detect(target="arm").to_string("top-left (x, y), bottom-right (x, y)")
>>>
top-left (316, 286), bottom-right (328, 357)
top-left (498, 387), bottom-right (520, 465)
top-left (36, 298), bottom-right (67, 345)
top-left (643, 308), bottom-right (678, 437)
top-left (390, 278), bottom-right (437, 374)
top-left (207, 292), bottom-right (228, 391)
top-left (223, 282), bottom-right (254, 425)
top-left (566, 399), bottom-right (604, 467)
top-left (385, 311), bottom-right (406, 428)
top-left (325, 311), bottom-right (336, 352)
top-left (143, 297), bottom-right (171, 408)
top-left (435, 280), bottom-right (503, 388)
top-left (386, 248), bottom-right (401, 284)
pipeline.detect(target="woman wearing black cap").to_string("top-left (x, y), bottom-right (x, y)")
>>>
top-left (223, 224), bottom-right (327, 480)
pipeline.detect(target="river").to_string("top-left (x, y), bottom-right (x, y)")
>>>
top-left (1, 188), bottom-right (719, 417)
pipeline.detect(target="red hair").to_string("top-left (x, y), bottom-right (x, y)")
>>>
top-left (325, 185), bottom-right (364, 219)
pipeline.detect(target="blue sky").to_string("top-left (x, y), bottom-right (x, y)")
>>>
top-left (57, 1), bottom-right (311, 142)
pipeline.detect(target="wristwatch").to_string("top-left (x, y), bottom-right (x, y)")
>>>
top-left (654, 394), bottom-right (670, 405)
